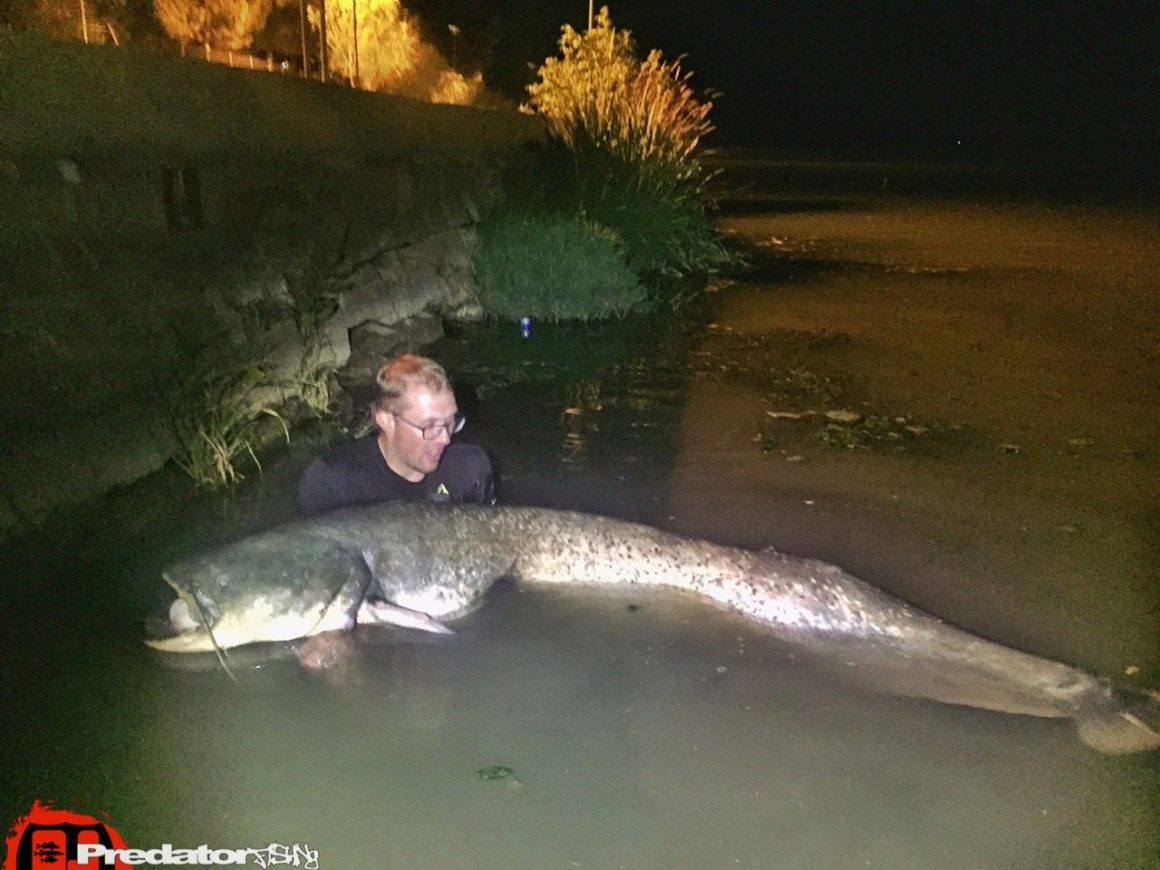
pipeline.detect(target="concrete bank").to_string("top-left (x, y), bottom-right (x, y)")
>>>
top-left (0, 29), bottom-right (545, 532)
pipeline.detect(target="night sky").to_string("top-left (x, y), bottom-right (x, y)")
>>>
top-left (410, 0), bottom-right (1159, 167)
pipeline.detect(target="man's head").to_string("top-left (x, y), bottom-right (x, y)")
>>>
top-left (372, 354), bottom-right (461, 482)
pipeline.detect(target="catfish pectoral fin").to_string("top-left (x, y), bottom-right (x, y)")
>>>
top-left (358, 598), bottom-right (455, 635)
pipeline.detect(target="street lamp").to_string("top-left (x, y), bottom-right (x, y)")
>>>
top-left (448, 23), bottom-right (460, 70)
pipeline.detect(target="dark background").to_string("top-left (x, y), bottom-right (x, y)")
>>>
top-left (3, 0), bottom-right (1155, 167)
top-left (410, 0), bottom-right (1159, 167)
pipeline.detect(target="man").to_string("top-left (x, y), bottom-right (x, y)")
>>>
top-left (297, 353), bottom-right (495, 516)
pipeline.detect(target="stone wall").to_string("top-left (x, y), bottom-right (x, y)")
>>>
top-left (0, 30), bottom-right (545, 533)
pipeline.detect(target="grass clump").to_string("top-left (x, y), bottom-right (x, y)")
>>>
top-left (290, 346), bottom-right (337, 417)
top-left (158, 242), bottom-right (346, 490)
top-left (573, 152), bottom-right (732, 280)
top-left (474, 210), bottom-right (645, 320)
top-left (160, 360), bottom-right (288, 490)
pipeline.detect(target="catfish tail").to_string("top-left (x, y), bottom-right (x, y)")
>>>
top-left (1075, 688), bottom-right (1160, 754)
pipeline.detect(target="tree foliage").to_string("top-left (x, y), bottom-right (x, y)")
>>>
top-left (5, 0), bottom-right (164, 46)
top-left (307, 0), bottom-right (480, 103)
top-left (154, 0), bottom-right (274, 50)
top-left (309, 0), bottom-right (415, 88)
top-left (5, 0), bottom-right (79, 39)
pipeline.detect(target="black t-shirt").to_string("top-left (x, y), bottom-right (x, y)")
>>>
top-left (297, 434), bottom-right (496, 516)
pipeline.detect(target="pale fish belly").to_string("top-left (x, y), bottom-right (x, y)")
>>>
top-left (149, 591), bottom-right (357, 653)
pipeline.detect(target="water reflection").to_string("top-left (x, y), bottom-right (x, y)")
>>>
top-left (431, 314), bottom-right (707, 518)
top-left (560, 378), bottom-right (603, 465)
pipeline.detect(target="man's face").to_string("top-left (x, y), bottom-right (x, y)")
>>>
top-left (374, 385), bottom-right (458, 482)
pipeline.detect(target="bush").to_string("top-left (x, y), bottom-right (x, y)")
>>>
top-left (473, 210), bottom-right (645, 321)
top-left (524, 7), bottom-right (734, 285)
top-left (571, 150), bottom-right (732, 280)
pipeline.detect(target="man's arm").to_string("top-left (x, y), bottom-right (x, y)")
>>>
top-left (297, 457), bottom-right (348, 516)
top-left (444, 442), bottom-right (497, 505)
top-left (470, 468), bottom-right (497, 505)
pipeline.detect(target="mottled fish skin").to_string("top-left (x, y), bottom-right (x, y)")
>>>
top-left (145, 503), bottom-right (1159, 753)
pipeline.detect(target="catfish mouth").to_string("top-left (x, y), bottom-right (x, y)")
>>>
top-left (144, 597), bottom-right (216, 652)
top-left (143, 573), bottom-right (220, 651)
top-left (144, 596), bottom-right (203, 643)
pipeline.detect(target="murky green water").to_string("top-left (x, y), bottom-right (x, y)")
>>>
top-left (3, 157), bottom-right (1157, 868)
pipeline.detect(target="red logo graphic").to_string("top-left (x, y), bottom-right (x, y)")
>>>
top-left (4, 801), bottom-right (129, 870)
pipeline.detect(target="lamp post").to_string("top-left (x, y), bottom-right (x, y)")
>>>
top-left (299, 0), bottom-right (309, 77)
top-left (351, 0), bottom-right (360, 88)
top-left (318, 0), bottom-right (328, 81)
top-left (448, 22), bottom-right (460, 71)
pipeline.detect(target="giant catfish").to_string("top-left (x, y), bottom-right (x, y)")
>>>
top-left (145, 503), bottom-right (1160, 754)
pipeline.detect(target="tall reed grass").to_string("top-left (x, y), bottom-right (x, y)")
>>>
top-left (514, 6), bottom-right (733, 295)
top-left (527, 7), bottom-right (713, 191)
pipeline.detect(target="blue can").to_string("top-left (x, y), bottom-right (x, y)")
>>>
top-left (520, 316), bottom-right (531, 339)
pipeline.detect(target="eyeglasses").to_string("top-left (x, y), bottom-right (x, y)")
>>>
top-left (392, 412), bottom-right (466, 440)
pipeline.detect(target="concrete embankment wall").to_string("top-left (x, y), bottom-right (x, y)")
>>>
top-left (0, 29), bottom-right (544, 533)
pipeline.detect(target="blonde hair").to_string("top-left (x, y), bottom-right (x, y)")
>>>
top-left (373, 354), bottom-right (452, 413)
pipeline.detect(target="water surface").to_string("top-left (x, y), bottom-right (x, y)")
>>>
top-left (2, 157), bottom-right (1157, 868)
